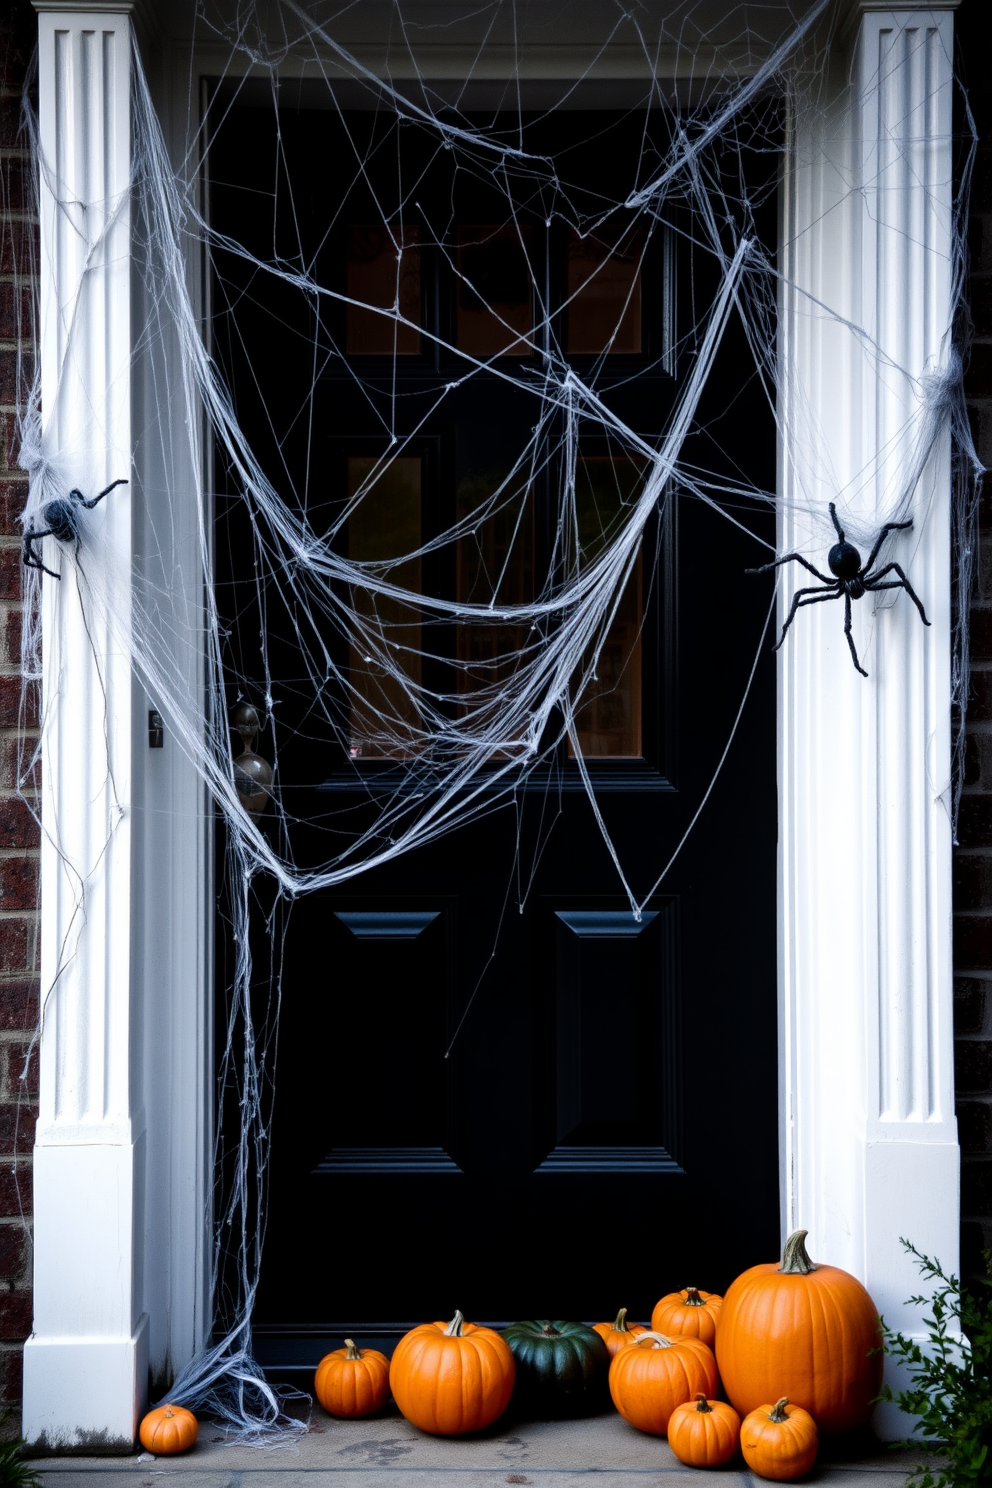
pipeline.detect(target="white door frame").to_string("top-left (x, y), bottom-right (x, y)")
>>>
top-left (22, 0), bottom-right (960, 1448)
top-left (777, 1), bottom-right (960, 1432)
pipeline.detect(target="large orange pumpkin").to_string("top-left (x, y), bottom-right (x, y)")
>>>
top-left (651, 1287), bottom-right (723, 1349)
top-left (740, 1398), bottom-right (818, 1480)
top-left (715, 1229), bottom-right (881, 1433)
top-left (592, 1308), bottom-right (648, 1358)
top-left (315, 1338), bottom-right (390, 1418)
top-left (668, 1393), bottom-right (741, 1467)
top-left (608, 1331), bottom-right (717, 1436)
top-left (138, 1404), bottom-right (198, 1455)
top-left (389, 1309), bottom-right (515, 1435)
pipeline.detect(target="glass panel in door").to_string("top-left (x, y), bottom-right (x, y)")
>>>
top-left (346, 224), bottom-right (422, 355)
top-left (570, 453), bottom-right (644, 759)
top-left (347, 455), bottom-right (423, 759)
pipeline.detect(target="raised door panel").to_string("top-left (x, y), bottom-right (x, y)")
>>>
top-left (302, 902), bottom-right (458, 1173)
top-left (537, 903), bottom-right (681, 1173)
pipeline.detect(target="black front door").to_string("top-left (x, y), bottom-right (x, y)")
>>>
top-left (209, 94), bottom-right (779, 1365)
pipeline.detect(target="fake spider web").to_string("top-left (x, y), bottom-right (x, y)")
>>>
top-left (7, 0), bottom-right (982, 1444)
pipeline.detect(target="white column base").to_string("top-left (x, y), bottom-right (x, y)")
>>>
top-left (23, 1137), bottom-right (147, 1450)
top-left (865, 1137), bottom-right (961, 1440)
top-left (22, 1315), bottom-right (149, 1454)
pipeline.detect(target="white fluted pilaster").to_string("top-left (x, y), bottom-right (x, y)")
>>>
top-left (779, 2), bottom-right (958, 1437)
top-left (23, 3), bottom-right (147, 1451)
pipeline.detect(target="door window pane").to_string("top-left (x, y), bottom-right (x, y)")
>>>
top-left (456, 468), bottom-right (534, 699)
top-left (569, 455), bottom-right (644, 759)
top-left (567, 225), bottom-right (642, 356)
top-left (346, 225), bottom-right (421, 356)
top-left (348, 456), bottom-right (422, 757)
top-left (456, 225), bottom-right (533, 358)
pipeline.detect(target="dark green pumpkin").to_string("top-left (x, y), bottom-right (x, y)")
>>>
top-left (501, 1320), bottom-right (609, 1418)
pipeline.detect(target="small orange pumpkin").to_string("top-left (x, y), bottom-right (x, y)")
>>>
top-left (668, 1393), bottom-right (741, 1467)
top-left (740, 1397), bottom-right (818, 1480)
top-left (592, 1308), bottom-right (648, 1358)
top-left (315, 1338), bottom-right (390, 1418)
top-left (716, 1228), bottom-right (881, 1433)
top-left (651, 1287), bottom-right (723, 1349)
top-left (608, 1331), bottom-right (717, 1436)
top-left (138, 1404), bottom-right (198, 1455)
top-left (389, 1309), bottom-right (515, 1435)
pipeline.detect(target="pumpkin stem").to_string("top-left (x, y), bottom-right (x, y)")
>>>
top-left (694, 1394), bottom-right (712, 1413)
top-left (163, 1408), bottom-right (175, 1419)
top-left (635, 1331), bottom-right (674, 1349)
top-left (683, 1287), bottom-right (704, 1306)
top-left (769, 1398), bottom-right (791, 1423)
top-left (612, 1308), bottom-right (631, 1332)
top-left (343, 1339), bottom-right (362, 1360)
top-left (540, 1322), bottom-right (562, 1337)
top-left (444, 1310), bottom-right (466, 1337)
top-left (778, 1229), bottom-right (817, 1275)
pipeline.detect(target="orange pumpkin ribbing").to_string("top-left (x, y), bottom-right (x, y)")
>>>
top-left (389, 1313), bottom-right (515, 1435)
top-left (668, 1394), bottom-right (741, 1468)
top-left (716, 1231), bottom-right (881, 1433)
top-left (138, 1404), bottom-right (199, 1455)
top-left (315, 1339), bottom-right (390, 1418)
top-left (740, 1398), bottom-right (818, 1481)
top-left (608, 1332), bottom-right (718, 1436)
top-left (651, 1288), bottom-right (722, 1348)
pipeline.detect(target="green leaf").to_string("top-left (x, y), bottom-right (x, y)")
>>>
top-left (880, 1244), bottom-right (992, 1488)
top-left (0, 1413), bottom-right (42, 1488)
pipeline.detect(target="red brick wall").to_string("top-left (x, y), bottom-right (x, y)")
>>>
top-left (956, 0), bottom-right (992, 1284)
top-left (0, 0), bottom-right (39, 1420)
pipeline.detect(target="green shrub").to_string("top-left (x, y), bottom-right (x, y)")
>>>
top-left (0, 1417), bottom-right (39, 1488)
top-left (880, 1241), bottom-right (992, 1488)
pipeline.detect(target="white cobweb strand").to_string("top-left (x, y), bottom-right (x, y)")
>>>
top-left (12, 0), bottom-right (979, 1444)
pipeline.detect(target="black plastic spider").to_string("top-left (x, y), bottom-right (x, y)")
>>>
top-left (22, 479), bottom-right (128, 579)
top-left (748, 502), bottom-right (930, 676)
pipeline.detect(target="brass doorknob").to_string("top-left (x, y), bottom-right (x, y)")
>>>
top-left (231, 702), bottom-right (273, 821)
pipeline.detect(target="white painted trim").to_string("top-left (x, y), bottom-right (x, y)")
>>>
top-left (778, 5), bottom-right (958, 1436)
top-left (22, 1321), bottom-right (149, 1454)
top-left (23, 6), bottom-right (143, 1450)
top-left (131, 30), bottom-right (213, 1400)
top-left (23, 2), bottom-right (212, 1449)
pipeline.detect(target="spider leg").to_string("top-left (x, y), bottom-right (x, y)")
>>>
top-left (829, 502), bottom-right (845, 541)
top-left (861, 519), bottom-right (914, 578)
top-left (21, 546), bottom-right (52, 574)
top-left (70, 477), bottom-right (128, 510)
top-left (747, 552), bottom-right (834, 584)
top-left (773, 583), bottom-right (841, 649)
top-left (844, 591), bottom-right (868, 676)
top-left (864, 563), bottom-right (930, 625)
top-left (22, 530), bottom-right (61, 580)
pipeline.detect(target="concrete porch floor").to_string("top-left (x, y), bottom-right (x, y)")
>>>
top-left (30, 1407), bottom-right (926, 1488)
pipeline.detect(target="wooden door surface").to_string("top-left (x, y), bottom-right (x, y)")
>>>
top-left (209, 96), bottom-right (779, 1370)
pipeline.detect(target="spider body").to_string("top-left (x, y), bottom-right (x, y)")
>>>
top-left (41, 497), bottom-right (87, 545)
top-left (22, 479), bottom-right (128, 579)
top-left (827, 538), bottom-right (863, 584)
top-left (748, 502), bottom-right (929, 676)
